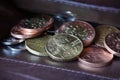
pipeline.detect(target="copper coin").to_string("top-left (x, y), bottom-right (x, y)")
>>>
top-left (45, 34), bottom-right (83, 61)
top-left (19, 15), bottom-right (54, 35)
top-left (56, 20), bottom-right (95, 47)
top-left (95, 25), bottom-right (119, 47)
top-left (78, 47), bottom-right (113, 67)
top-left (11, 26), bottom-right (41, 39)
top-left (104, 32), bottom-right (120, 57)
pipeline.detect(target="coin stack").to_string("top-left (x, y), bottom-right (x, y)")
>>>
top-left (54, 21), bottom-right (118, 68)
top-left (11, 15), bottom-right (54, 39)
top-left (1, 14), bottom-right (54, 56)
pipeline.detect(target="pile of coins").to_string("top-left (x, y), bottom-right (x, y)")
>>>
top-left (11, 15), bottom-right (54, 39)
top-left (1, 14), bottom-right (120, 68)
top-left (25, 20), bottom-right (119, 68)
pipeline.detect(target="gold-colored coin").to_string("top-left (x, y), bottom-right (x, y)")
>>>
top-left (95, 25), bottom-right (119, 47)
top-left (25, 35), bottom-right (51, 56)
top-left (45, 34), bottom-right (83, 61)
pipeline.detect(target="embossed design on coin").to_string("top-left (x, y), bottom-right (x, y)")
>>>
top-left (78, 47), bottom-right (113, 67)
top-left (25, 35), bottom-right (51, 56)
top-left (104, 32), bottom-right (120, 57)
top-left (19, 15), bottom-right (54, 34)
top-left (56, 20), bottom-right (95, 47)
top-left (45, 34), bottom-right (83, 61)
top-left (95, 25), bottom-right (119, 47)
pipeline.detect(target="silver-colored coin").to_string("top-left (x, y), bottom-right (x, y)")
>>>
top-left (1, 35), bottom-right (24, 46)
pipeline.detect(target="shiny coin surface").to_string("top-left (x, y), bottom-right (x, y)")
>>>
top-left (78, 47), bottom-right (113, 67)
top-left (19, 15), bottom-right (54, 34)
top-left (45, 34), bottom-right (83, 61)
top-left (25, 35), bottom-right (51, 56)
top-left (95, 25), bottom-right (119, 47)
top-left (56, 20), bottom-right (95, 47)
top-left (7, 42), bottom-right (25, 51)
top-left (104, 32), bottom-right (120, 57)
top-left (1, 35), bottom-right (24, 46)
top-left (11, 26), bottom-right (41, 39)
top-left (2, 43), bottom-right (25, 57)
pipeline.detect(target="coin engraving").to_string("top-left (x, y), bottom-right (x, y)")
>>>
top-left (95, 25), bottom-right (119, 47)
top-left (46, 34), bottom-right (83, 61)
top-left (105, 32), bottom-right (120, 53)
top-left (56, 20), bottom-right (95, 46)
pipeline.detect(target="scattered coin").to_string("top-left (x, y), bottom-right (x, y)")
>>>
top-left (95, 25), bottom-right (119, 47)
top-left (45, 34), bottom-right (83, 61)
top-left (11, 26), bottom-right (40, 39)
top-left (56, 20), bottom-right (95, 47)
top-left (19, 15), bottom-right (54, 35)
top-left (104, 32), bottom-right (120, 57)
top-left (1, 35), bottom-right (24, 46)
top-left (78, 46), bottom-right (113, 67)
top-left (25, 35), bottom-right (51, 56)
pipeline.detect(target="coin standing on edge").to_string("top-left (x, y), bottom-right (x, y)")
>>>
top-left (45, 34), bottom-right (83, 61)
top-left (56, 20), bottom-right (95, 47)
top-left (104, 32), bottom-right (120, 57)
top-left (78, 47), bottom-right (113, 67)
top-left (25, 35), bottom-right (51, 56)
top-left (95, 25), bottom-right (119, 47)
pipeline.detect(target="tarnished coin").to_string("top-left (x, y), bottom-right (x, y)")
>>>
top-left (1, 35), bottom-right (24, 46)
top-left (95, 25), bottom-right (119, 47)
top-left (25, 35), bottom-right (51, 56)
top-left (19, 15), bottom-right (54, 34)
top-left (78, 47), bottom-right (113, 67)
top-left (56, 20), bottom-right (95, 47)
top-left (11, 26), bottom-right (41, 39)
top-left (104, 32), bottom-right (120, 57)
top-left (45, 34), bottom-right (83, 61)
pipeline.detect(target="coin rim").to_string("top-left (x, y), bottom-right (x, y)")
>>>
top-left (45, 33), bottom-right (84, 61)
top-left (104, 32), bottom-right (120, 57)
top-left (56, 20), bottom-right (95, 47)
top-left (95, 25), bottom-right (119, 47)
top-left (25, 35), bottom-right (51, 56)
top-left (78, 47), bottom-right (113, 67)
top-left (11, 26), bottom-right (42, 39)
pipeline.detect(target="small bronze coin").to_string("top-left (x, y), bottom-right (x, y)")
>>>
top-left (78, 47), bottom-right (113, 67)
top-left (45, 34), bottom-right (83, 61)
top-left (11, 26), bottom-right (41, 39)
top-left (104, 32), bottom-right (120, 57)
top-left (95, 25), bottom-right (119, 47)
top-left (56, 20), bottom-right (95, 47)
top-left (19, 15), bottom-right (54, 35)
top-left (25, 35), bottom-right (51, 56)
